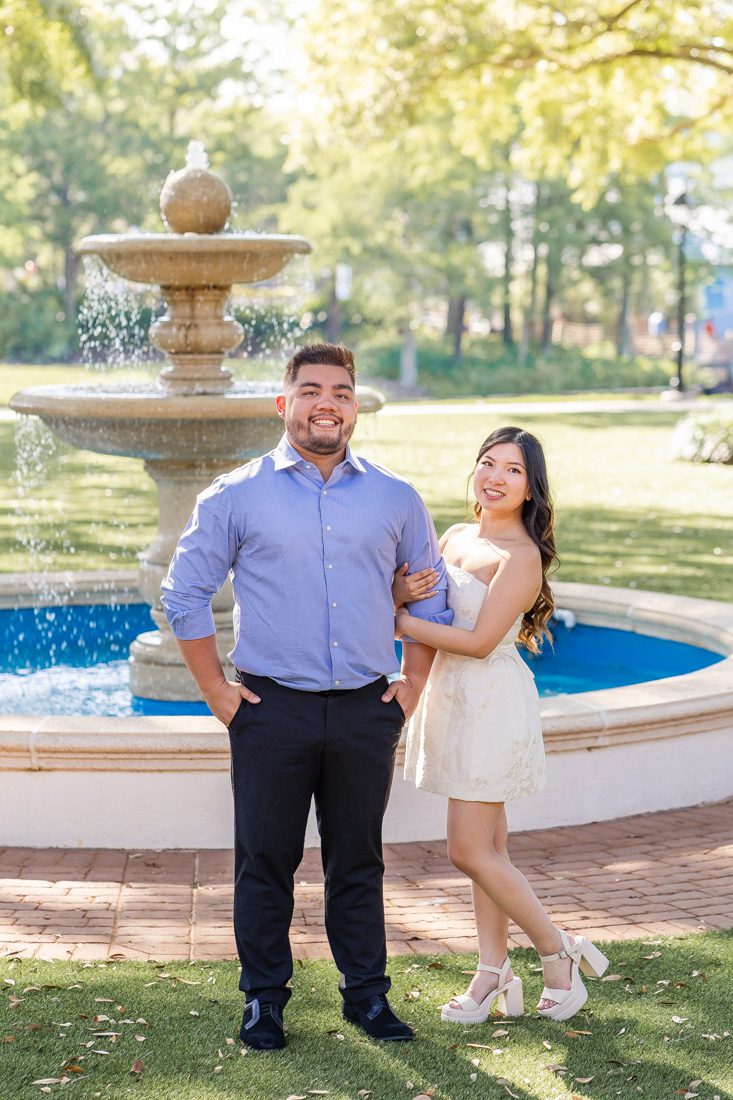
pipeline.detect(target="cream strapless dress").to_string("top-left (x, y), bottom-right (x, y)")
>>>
top-left (403, 563), bottom-right (546, 802)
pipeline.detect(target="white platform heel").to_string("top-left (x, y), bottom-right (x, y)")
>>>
top-left (538, 930), bottom-right (609, 1021)
top-left (441, 959), bottom-right (524, 1023)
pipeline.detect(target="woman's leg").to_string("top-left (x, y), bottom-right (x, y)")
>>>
top-left (447, 799), bottom-right (571, 1009)
top-left (450, 808), bottom-right (510, 1006)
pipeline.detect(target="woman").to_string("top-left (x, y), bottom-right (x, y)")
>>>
top-left (393, 426), bottom-right (608, 1022)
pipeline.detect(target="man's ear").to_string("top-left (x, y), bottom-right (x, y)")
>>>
top-left (275, 394), bottom-right (286, 418)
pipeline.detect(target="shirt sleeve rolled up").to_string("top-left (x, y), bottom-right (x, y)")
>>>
top-left (397, 488), bottom-right (453, 633)
top-left (160, 481), bottom-right (241, 640)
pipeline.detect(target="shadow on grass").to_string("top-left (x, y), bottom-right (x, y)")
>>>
top-left (555, 503), bottom-right (733, 602)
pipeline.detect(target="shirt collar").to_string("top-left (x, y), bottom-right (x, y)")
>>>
top-left (272, 434), bottom-right (367, 474)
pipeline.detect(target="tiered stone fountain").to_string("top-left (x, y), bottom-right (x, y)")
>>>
top-left (10, 143), bottom-right (383, 701)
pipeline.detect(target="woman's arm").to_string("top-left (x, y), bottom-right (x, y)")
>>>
top-left (396, 547), bottom-right (540, 659)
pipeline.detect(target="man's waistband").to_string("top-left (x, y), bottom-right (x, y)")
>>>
top-left (236, 671), bottom-right (388, 698)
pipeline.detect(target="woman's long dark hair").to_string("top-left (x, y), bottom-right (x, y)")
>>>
top-left (471, 426), bottom-right (558, 653)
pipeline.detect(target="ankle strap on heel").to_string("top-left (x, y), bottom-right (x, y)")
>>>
top-left (476, 958), bottom-right (511, 979)
top-left (539, 947), bottom-right (570, 964)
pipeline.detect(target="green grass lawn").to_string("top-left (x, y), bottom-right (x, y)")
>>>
top-left (2, 364), bottom-right (733, 600)
top-left (2, 935), bottom-right (731, 1100)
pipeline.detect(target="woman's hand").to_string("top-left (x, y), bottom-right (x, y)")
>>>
top-left (392, 562), bottom-right (439, 608)
top-left (394, 607), bottom-right (412, 639)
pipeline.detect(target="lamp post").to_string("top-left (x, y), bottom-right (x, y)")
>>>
top-left (668, 190), bottom-right (692, 393)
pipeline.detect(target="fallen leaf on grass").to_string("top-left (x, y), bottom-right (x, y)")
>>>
top-left (129, 1060), bottom-right (144, 1077)
top-left (544, 1064), bottom-right (569, 1074)
top-left (63, 1066), bottom-right (85, 1075)
top-left (641, 951), bottom-right (662, 959)
top-left (32, 1080), bottom-right (64, 1086)
top-left (470, 1058), bottom-right (480, 1067)
top-left (467, 1043), bottom-right (493, 1049)
top-left (357, 1091), bottom-right (371, 1098)
top-left (565, 1030), bottom-right (592, 1037)
top-left (492, 1028), bottom-right (510, 1038)
top-left (575, 1077), bottom-right (594, 1083)
top-left (2, 1036), bottom-right (16, 1042)
top-left (542, 1039), bottom-right (552, 1049)
top-left (601, 974), bottom-right (623, 981)
top-left (212, 1066), bottom-right (222, 1075)
top-left (671, 1016), bottom-right (688, 1024)
top-left (469, 1073), bottom-right (477, 1082)
top-left (688, 1081), bottom-right (702, 1089)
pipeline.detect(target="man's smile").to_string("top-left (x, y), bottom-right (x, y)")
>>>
top-left (311, 416), bottom-right (341, 428)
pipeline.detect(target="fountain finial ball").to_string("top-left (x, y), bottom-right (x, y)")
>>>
top-left (159, 162), bottom-right (233, 235)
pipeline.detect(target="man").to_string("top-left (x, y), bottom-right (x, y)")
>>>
top-left (161, 343), bottom-right (449, 1050)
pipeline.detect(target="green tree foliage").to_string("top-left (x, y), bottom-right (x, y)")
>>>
top-left (303, 0), bottom-right (733, 200)
top-left (0, 1), bottom-right (292, 359)
top-left (0, 0), bottom-right (94, 104)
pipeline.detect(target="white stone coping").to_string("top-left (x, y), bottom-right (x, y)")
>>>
top-left (1, 573), bottom-right (732, 772)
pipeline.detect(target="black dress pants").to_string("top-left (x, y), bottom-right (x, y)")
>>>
top-left (228, 673), bottom-right (405, 1008)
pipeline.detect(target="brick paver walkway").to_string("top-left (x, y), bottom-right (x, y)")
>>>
top-left (1, 802), bottom-right (731, 962)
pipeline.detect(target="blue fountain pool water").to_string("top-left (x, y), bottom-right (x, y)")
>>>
top-left (0, 602), bottom-right (724, 717)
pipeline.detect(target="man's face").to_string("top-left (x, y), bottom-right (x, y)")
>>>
top-left (276, 362), bottom-right (357, 456)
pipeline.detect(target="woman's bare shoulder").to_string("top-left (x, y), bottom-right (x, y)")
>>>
top-left (439, 522), bottom-right (472, 550)
top-left (501, 538), bottom-right (542, 574)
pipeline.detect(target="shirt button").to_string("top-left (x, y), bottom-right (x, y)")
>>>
top-left (327, 563), bottom-right (333, 570)
top-left (332, 602), bottom-right (337, 608)
top-left (326, 525), bottom-right (332, 531)
top-left (332, 641), bottom-right (339, 647)
top-left (334, 680), bottom-right (341, 685)
top-left (322, 489), bottom-right (328, 495)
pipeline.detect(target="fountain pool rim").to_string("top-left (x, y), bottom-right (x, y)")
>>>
top-left (2, 571), bottom-right (733, 846)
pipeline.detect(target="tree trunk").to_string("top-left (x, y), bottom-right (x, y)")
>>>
top-left (541, 258), bottom-right (556, 353)
top-left (502, 182), bottom-right (514, 347)
top-left (400, 328), bottom-right (418, 388)
top-left (521, 185), bottom-right (542, 359)
top-left (446, 295), bottom-right (466, 363)
top-left (616, 266), bottom-right (632, 358)
top-left (325, 278), bottom-right (341, 343)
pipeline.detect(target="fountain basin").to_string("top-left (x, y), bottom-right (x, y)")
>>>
top-left (1, 602), bottom-right (723, 717)
top-left (1, 574), bottom-right (732, 847)
top-left (9, 383), bottom-right (385, 461)
top-left (75, 234), bottom-right (311, 287)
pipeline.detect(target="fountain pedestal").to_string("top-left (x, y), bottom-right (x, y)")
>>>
top-left (132, 457), bottom-right (237, 699)
top-left (9, 145), bottom-right (384, 703)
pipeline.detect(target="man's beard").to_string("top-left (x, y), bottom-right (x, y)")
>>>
top-left (286, 414), bottom-right (355, 455)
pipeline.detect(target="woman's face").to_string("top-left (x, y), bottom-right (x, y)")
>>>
top-left (473, 442), bottom-right (530, 515)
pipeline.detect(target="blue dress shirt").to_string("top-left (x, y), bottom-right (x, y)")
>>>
top-left (161, 434), bottom-right (451, 691)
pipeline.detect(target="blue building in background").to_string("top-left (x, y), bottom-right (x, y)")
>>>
top-left (704, 269), bottom-right (733, 338)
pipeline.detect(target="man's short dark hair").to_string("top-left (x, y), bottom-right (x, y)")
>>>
top-left (283, 344), bottom-right (356, 388)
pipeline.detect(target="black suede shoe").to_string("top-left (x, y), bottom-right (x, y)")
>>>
top-left (342, 994), bottom-right (414, 1041)
top-left (240, 999), bottom-right (285, 1050)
